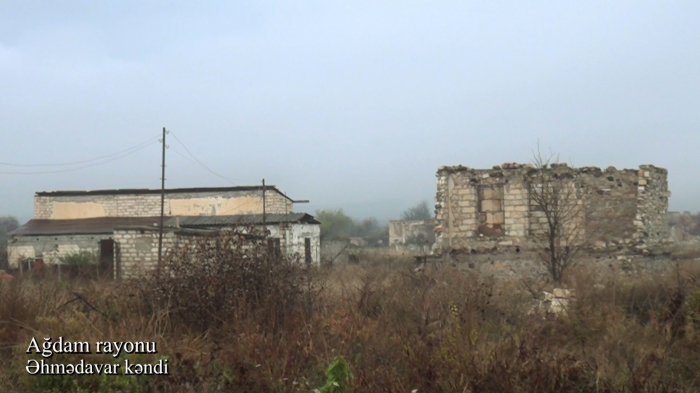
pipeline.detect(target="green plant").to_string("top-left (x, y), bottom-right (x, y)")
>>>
top-left (315, 356), bottom-right (353, 393)
top-left (59, 250), bottom-right (97, 266)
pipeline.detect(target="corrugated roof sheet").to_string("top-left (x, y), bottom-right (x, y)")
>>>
top-left (35, 186), bottom-right (293, 201)
top-left (10, 213), bottom-right (319, 237)
top-left (165, 213), bottom-right (320, 227)
top-left (10, 217), bottom-right (162, 236)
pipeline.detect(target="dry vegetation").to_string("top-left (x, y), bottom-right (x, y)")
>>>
top-left (1, 231), bottom-right (700, 392)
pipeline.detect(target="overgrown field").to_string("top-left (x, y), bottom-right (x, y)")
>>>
top-left (1, 234), bottom-right (699, 392)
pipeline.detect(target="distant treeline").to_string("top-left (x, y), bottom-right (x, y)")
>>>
top-left (315, 200), bottom-right (433, 241)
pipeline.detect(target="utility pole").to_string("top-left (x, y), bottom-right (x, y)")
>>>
top-left (262, 178), bottom-right (266, 223)
top-left (157, 127), bottom-right (167, 273)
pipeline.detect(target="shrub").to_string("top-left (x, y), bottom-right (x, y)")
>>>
top-left (144, 226), bottom-right (308, 334)
top-left (59, 250), bottom-right (97, 266)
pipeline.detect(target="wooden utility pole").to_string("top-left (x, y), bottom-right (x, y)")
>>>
top-left (262, 178), bottom-right (266, 223)
top-left (157, 127), bottom-right (167, 272)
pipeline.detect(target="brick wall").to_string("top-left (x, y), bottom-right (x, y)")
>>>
top-left (34, 189), bottom-right (294, 219)
top-left (265, 192), bottom-right (294, 215)
top-left (114, 222), bottom-right (320, 278)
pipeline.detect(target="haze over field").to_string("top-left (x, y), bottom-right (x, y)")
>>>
top-left (1, 1), bottom-right (699, 223)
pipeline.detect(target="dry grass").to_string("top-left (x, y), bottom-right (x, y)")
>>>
top-left (1, 236), bottom-right (699, 392)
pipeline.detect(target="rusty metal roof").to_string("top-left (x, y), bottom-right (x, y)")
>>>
top-left (165, 213), bottom-right (320, 227)
top-left (10, 213), bottom-right (320, 237)
top-left (35, 186), bottom-right (294, 201)
top-left (9, 217), bottom-right (162, 236)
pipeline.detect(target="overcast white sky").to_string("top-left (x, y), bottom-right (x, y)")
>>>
top-left (1, 1), bottom-right (698, 223)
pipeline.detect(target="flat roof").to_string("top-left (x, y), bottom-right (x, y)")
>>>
top-left (35, 186), bottom-right (294, 201)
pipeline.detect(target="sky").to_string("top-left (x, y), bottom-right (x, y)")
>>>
top-left (0, 1), bottom-right (699, 224)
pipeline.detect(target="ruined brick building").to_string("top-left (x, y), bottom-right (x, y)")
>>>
top-left (389, 220), bottom-right (436, 250)
top-left (434, 163), bottom-right (671, 254)
top-left (8, 186), bottom-right (321, 278)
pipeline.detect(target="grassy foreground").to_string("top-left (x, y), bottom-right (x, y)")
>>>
top-left (1, 236), bottom-right (699, 392)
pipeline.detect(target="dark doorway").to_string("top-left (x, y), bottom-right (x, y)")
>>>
top-left (99, 239), bottom-right (115, 280)
top-left (304, 238), bottom-right (312, 265)
top-left (267, 238), bottom-right (281, 258)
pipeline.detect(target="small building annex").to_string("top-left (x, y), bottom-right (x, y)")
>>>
top-left (8, 186), bottom-right (321, 278)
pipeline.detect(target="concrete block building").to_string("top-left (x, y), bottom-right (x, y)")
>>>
top-left (8, 186), bottom-right (320, 277)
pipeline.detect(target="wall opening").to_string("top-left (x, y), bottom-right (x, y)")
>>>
top-left (268, 238), bottom-right (281, 257)
top-left (477, 185), bottom-right (505, 236)
top-left (304, 238), bottom-right (311, 265)
top-left (99, 239), bottom-right (115, 280)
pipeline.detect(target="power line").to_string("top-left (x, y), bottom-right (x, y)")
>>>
top-left (169, 131), bottom-right (236, 185)
top-left (169, 146), bottom-right (199, 166)
top-left (0, 140), bottom-right (159, 175)
top-left (0, 136), bottom-right (159, 167)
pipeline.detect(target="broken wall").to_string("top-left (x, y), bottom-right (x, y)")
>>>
top-left (389, 220), bottom-right (436, 246)
top-left (434, 163), bottom-right (670, 254)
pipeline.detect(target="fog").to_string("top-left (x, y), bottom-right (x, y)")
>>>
top-left (1, 1), bottom-right (698, 223)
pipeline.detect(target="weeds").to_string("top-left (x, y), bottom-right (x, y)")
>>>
top-left (0, 235), bottom-right (698, 392)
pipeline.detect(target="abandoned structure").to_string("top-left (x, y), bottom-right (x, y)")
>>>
top-left (667, 211), bottom-right (700, 242)
top-left (8, 186), bottom-right (321, 277)
top-left (33, 186), bottom-right (292, 219)
top-left (389, 220), bottom-right (436, 250)
top-left (434, 163), bottom-right (671, 253)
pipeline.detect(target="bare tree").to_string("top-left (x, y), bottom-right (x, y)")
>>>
top-left (401, 200), bottom-right (432, 221)
top-left (528, 146), bottom-right (584, 283)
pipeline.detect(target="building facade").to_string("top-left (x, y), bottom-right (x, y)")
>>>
top-left (434, 163), bottom-right (671, 254)
top-left (8, 186), bottom-right (320, 277)
top-left (33, 186), bottom-right (293, 219)
top-left (389, 220), bottom-right (436, 248)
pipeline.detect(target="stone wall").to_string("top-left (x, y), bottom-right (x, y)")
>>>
top-left (636, 165), bottom-right (671, 248)
top-left (434, 163), bottom-right (670, 254)
top-left (444, 250), bottom-right (678, 282)
top-left (389, 220), bottom-right (436, 246)
top-left (34, 189), bottom-right (294, 219)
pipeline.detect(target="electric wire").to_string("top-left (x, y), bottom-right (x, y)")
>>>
top-left (168, 131), bottom-right (236, 185)
top-left (0, 140), bottom-right (159, 175)
top-left (0, 136), bottom-right (160, 167)
top-left (166, 139), bottom-right (262, 216)
top-left (168, 146), bottom-right (200, 167)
